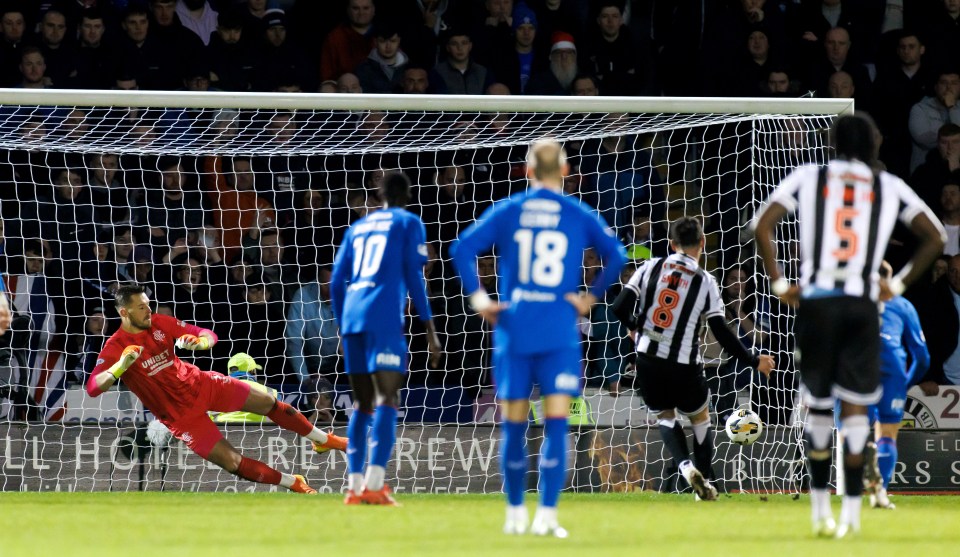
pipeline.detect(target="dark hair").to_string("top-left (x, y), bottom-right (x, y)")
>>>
top-left (80, 7), bottom-right (104, 22)
top-left (380, 171), bottom-right (411, 206)
top-left (939, 122), bottom-right (960, 138)
top-left (373, 22), bottom-right (401, 40)
top-left (831, 113), bottom-right (877, 163)
top-left (22, 239), bottom-right (43, 256)
top-left (114, 283), bottom-right (146, 309)
top-left (217, 10), bottom-right (243, 30)
top-left (122, 5), bottom-right (149, 20)
top-left (669, 216), bottom-right (703, 248)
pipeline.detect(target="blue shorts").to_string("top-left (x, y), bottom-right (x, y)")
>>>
top-left (493, 344), bottom-right (582, 400)
top-left (342, 331), bottom-right (407, 374)
top-left (870, 370), bottom-right (909, 425)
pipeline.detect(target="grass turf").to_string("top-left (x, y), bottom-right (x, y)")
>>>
top-left (0, 492), bottom-right (958, 557)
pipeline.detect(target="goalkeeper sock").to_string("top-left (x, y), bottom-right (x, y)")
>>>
top-left (347, 409), bottom-right (373, 476)
top-left (266, 401), bottom-right (314, 438)
top-left (501, 420), bottom-right (528, 507)
top-left (876, 437), bottom-right (897, 489)
top-left (370, 405), bottom-right (398, 469)
top-left (538, 417), bottom-right (568, 508)
top-left (235, 457), bottom-right (281, 485)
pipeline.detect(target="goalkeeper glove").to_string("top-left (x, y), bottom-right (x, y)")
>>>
top-left (176, 334), bottom-right (211, 351)
top-left (108, 345), bottom-right (143, 379)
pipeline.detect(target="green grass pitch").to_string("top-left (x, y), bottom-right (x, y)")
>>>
top-left (1, 492), bottom-right (958, 557)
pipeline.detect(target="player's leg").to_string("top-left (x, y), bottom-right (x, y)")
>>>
top-left (361, 369), bottom-right (404, 504)
top-left (677, 365), bottom-right (717, 501)
top-left (495, 350), bottom-right (534, 534)
top-left (234, 378), bottom-right (347, 452)
top-left (871, 373), bottom-right (907, 509)
top-left (834, 298), bottom-right (882, 537)
top-left (635, 354), bottom-right (689, 487)
top-left (343, 333), bottom-right (375, 502)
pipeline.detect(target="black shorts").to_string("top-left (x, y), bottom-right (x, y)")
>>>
top-left (796, 296), bottom-right (881, 409)
top-left (634, 353), bottom-right (709, 415)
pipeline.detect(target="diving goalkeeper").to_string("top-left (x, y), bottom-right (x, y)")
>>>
top-left (87, 284), bottom-right (347, 493)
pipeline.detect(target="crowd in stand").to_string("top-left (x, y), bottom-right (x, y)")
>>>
top-left (2, 0), bottom-right (960, 423)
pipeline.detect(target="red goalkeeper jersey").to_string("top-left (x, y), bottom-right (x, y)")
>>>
top-left (87, 314), bottom-right (209, 421)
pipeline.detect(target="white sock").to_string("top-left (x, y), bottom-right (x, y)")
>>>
top-left (691, 420), bottom-right (709, 444)
top-left (841, 496), bottom-right (861, 529)
top-left (279, 473), bottom-right (296, 488)
top-left (307, 428), bottom-right (328, 444)
top-left (348, 473), bottom-right (364, 493)
top-left (810, 488), bottom-right (831, 522)
top-left (534, 506), bottom-right (557, 525)
top-left (365, 465), bottom-right (386, 491)
top-left (507, 505), bottom-right (527, 522)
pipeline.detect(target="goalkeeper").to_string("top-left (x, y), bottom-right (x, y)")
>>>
top-left (87, 284), bottom-right (347, 493)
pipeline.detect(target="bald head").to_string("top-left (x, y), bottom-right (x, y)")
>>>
top-left (527, 138), bottom-right (567, 185)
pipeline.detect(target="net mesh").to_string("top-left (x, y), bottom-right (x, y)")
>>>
top-left (0, 95), bottom-right (836, 493)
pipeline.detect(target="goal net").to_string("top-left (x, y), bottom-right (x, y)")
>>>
top-left (0, 90), bottom-right (850, 494)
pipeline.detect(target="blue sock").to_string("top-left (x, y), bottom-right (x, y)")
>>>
top-left (501, 420), bottom-right (528, 506)
top-left (538, 417), bottom-right (568, 508)
top-left (877, 436), bottom-right (897, 489)
top-left (370, 405), bottom-right (398, 468)
top-left (347, 410), bottom-right (373, 474)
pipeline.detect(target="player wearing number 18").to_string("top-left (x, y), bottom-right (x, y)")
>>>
top-left (754, 113), bottom-right (946, 538)
top-left (611, 217), bottom-right (775, 502)
top-left (452, 138), bottom-right (626, 537)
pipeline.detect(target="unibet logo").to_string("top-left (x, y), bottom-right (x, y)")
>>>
top-left (376, 353), bottom-right (401, 367)
top-left (555, 373), bottom-right (579, 391)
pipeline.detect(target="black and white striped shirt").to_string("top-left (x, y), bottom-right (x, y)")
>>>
top-left (623, 252), bottom-right (724, 365)
top-left (761, 160), bottom-right (938, 301)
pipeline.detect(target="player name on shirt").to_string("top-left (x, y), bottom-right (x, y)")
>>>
top-left (520, 198), bottom-right (562, 228)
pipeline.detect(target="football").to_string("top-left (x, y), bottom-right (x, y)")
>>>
top-left (725, 409), bottom-right (764, 445)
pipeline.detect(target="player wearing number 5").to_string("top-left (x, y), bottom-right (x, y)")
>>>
top-left (452, 139), bottom-right (626, 537)
top-left (611, 217), bottom-right (775, 502)
top-left (331, 172), bottom-right (442, 506)
top-left (754, 114), bottom-right (945, 538)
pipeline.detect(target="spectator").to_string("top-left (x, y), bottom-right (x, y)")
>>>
top-left (250, 111), bottom-right (311, 221)
top-left (571, 74), bottom-right (599, 96)
top-left (181, 59), bottom-right (215, 91)
top-left (230, 275), bottom-right (288, 385)
top-left (764, 67), bottom-right (796, 96)
top-left (924, 0), bottom-right (960, 70)
top-left (808, 26), bottom-right (871, 105)
top-left (241, 0), bottom-right (268, 38)
top-left (17, 47), bottom-right (50, 89)
top-left (86, 153), bottom-right (130, 226)
top-left (73, 305), bottom-right (107, 383)
top-left (253, 9), bottom-right (313, 92)
top-left (940, 181), bottom-right (960, 256)
top-left (910, 123), bottom-right (960, 209)
top-left (73, 8), bottom-right (113, 89)
top-left (932, 254), bottom-right (951, 283)
top-left (36, 8), bottom-right (74, 88)
top-left (391, 0), bottom-right (462, 69)
top-left (319, 0), bottom-right (375, 83)
top-left (914, 254), bottom-right (960, 387)
top-left (336, 72), bottom-right (363, 93)
top-left (909, 68), bottom-right (960, 172)
top-left (4, 241), bottom-right (57, 384)
top-left (0, 7), bottom-right (27, 87)
top-left (176, 0), bottom-right (218, 45)
top-left (415, 162), bottom-right (478, 264)
top-left (146, 156), bottom-right (209, 251)
top-left (581, 0), bottom-right (646, 96)
top-left (432, 29), bottom-right (491, 95)
top-left (401, 65), bottom-right (431, 93)
top-left (208, 9), bottom-right (256, 92)
top-left (286, 266), bottom-right (340, 382)
top-left (205, 155), bottom-right (275, 264)
top-left (528, 0), bottom-right (581, 45)
top-left (296, 376), bottom-right (340, 425)
top-left (241, 226), bottom-right (297, 303)
top-left (584, 248), bottom-right (631, 396)
top-left (486, 82), bottom-right (511, 95)
top-left (442, 254), bottom-right (497, 390)
top-left (826, 70), bottom-right (855, 98)
top-left (873, 31), bottom-right (935, 178)
top-left (733, 28), bottom-right (779, 96)
top-left (487, 2), bottom-right (545, 95)
top-left (355, 23), bottom-right (409, 94)
top-left (471, 0), bottom-right (516, 67)
top-left (526, 31), bottom-right (577, 95)
top-left (115, 4), bottom-right (184, 90)
top-left (149, 1), bottom-right (207, 75)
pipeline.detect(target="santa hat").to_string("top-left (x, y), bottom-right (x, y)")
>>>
top-left (550, 31), bottom-right (576, 53)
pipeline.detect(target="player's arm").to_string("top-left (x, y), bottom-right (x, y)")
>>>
top-left (706, 316), bottom-right (774, 376)
top-left (330, 232), bottom-right (352, 322)
top-left (753, 169), bottom-right (805, 306)
top-left (451, 205), bottom-right (508, 323)
top-left (86, 345), bottom-right (143, 397)
top-left (174, 325), bottom-right (218, 351)
top-left (611, 262), bottom-right (648, 331)
top-left (901, 300), bottom-right (931, 385)
top-left (404, 220), bottom-right (441, 368)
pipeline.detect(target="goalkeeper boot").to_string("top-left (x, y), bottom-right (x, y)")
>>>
top-left (680, 460), bottom-right (717, 501)
top-left (503, 505), bottom-right (528, 535)
top-left (313, 432), bottom-right (349, 453)
top-left (530, 507), bottom-right (568, 539)
top-left (361, 485), bottom-right (401, 506)
top-left (343, 490), bottom-right (364, 505)
top-left (870, 487), bottom-right (896, 510)
top-left (290, 475), bottom-right (317, 495)
top-left (862, 441), bottom-right (881, 496)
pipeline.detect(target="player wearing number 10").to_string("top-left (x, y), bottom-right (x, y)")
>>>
top-left (452, 139), bottom-right (626, 537)
top-left (331, 172), bottom-right (442, 506)
top-left (754, 114), bottom-right (945, 538)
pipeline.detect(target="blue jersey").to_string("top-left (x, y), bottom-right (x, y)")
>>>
top-left (452, 187), bottom-right (626, 355)
top-left (331, 207), bottom-right (433, 335)
top-left (880, 296), bottom-right (929, 386)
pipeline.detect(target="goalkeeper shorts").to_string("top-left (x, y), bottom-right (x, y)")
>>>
top-left (164, 373), bottom-right (251, 459)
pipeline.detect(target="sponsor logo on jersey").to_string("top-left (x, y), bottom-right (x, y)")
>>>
top-left (140, 349), bottom-right (174, 376)
top-left (375, 352), bottom-right (402, 367)
top-left (555, 373), bottom-right (579, 391)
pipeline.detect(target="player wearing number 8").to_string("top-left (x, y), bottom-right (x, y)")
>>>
top-left (452, 138), bottom-right (626, 537)
top-left (754, 113), bottom-right (946, 538)
top-left (331, 171), bottom-right (442, 506)
top-left (611, 217), bottom-right (775, 502)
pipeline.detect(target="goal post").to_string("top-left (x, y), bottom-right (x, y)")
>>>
top-left (0, 89), bottom-right (850, 494)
